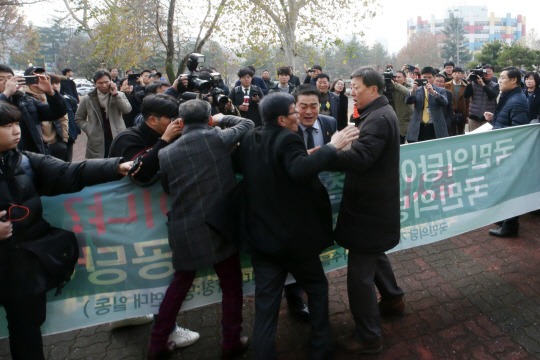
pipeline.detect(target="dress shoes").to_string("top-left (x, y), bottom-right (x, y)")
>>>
top-left (378, 295), bottom-right (405, 317)
top-left (337, 334), bottom-right (383, 354)
top-left (287, 296), bottom-right (310, 321)
top-left (488, 226), bottom-right (518, 238)
top-left (222, 336), bottom-right (249, 360)
top-left (147, 341), bottom-right (176, 360)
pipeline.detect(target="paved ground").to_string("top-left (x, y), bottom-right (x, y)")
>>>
top-left (2, 215), bottom-right (539, 359)
top-left (1, 130), bottom-right (539, 359)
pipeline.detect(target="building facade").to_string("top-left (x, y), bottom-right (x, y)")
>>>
top-left (407, 6), bottom-right (526, 52)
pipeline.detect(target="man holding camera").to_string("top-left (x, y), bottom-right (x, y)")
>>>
top-left (229, 67), bottom-right (264, 126)
top-left (0, 65), bottom-right (68, 155)
top-left (304, 65), bottom-right (322, 86)
top-left (464, 64), bottom-right (498, 131)
top-left (149, 100), bottom-right (254, 359)
top-left (390, 71), bottom-right (414, 144)
top-left (405, 67), bottom-right (449, 142)
top-left (75, 69), bottom-right (131, 158)
top-left (269, 67), bottom-right (295, 94)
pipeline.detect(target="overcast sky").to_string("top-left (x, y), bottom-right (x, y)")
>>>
top-left (21, 0), bottom-right (540, 54)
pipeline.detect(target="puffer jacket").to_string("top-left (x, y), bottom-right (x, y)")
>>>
top-left (492, 86), bottom-right (530, 129)
top-left (75, 88), bottom-right (131, 159)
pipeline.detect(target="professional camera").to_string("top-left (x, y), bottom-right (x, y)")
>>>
top-left (307, 68), bottom-right (314, 73)
top-left (469, 65), bottom-right (487, 81)
top-left (382, 66), bottom-right (396, 102)
top-left (179, 91), bottom-right (206, 105)
top-left (209, 87), bottom-right (229, 106)
top-left (209, 72), bottom-right (223, 87)
top-left (179, 53), bottom-right (212, 92)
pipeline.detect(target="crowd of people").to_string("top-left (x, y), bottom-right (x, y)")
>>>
top-left (0, 56), bottom-right (538, 360)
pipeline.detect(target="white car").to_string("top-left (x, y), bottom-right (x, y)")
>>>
top-left (74, 79), bottom-right (94, 88)
top-left (77, 86), bottom-right (95, 97)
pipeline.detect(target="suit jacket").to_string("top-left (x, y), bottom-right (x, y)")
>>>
top-left (405, 85), bottom-right (449, 141)
top-left (290, 74), bottom-right (301, 87)
top-left (296, 115), bottom-right (337, 146)
top-left (229, 85), bottom-right (264, 127)
top-left (443, 88), bottom-right (454, 127)
top-left (320, 91), bottom-right (340, 120)
top-left (159, 116), bottom-right (254, 271)
top-left (236, 124), bottom-right (337, 260)
top-left (234, 76), bottom-right (268, 94)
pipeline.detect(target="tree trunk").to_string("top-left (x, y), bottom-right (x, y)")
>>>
top-left (164, 0), bottom-right (176, 82)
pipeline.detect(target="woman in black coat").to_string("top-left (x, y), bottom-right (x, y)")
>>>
top-left (0, 101), bottom-right (132, 360)
top-left (523, 72), bottom-right (540, 122)
top-left (331, 78), bottom-right (349, 130)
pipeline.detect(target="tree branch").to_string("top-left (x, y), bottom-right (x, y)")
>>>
top-left (62, 0), bottom-right (94, 38)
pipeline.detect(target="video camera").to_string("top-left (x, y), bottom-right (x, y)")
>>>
top-left (382, 66), bottom-right (397, 102)
top-left (469, 65), bottom-right (487, 81)
top-left (179, 53), bottom-right (212, 92)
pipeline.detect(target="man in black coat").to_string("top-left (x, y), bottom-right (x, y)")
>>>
top-left (236, 92), bottom-right (358, 360)
top-left (288, 66), bottom-right (301, 87)
top-left (229, 67), bottom-right (264, 126)
top-left (0, 100), bottom-right (132, 360)
top-left (333, 68), bottom-right (405, 355)
top-left (60, 68), bottom-right (79, 102)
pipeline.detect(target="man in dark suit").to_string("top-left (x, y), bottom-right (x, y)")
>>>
top-left (434, 74), bottom-right (454, 136)
top-left (405, 66), bottom-right (449, 142)
top-left (295, 84), bottom-right (337, 150)
top-left (237, 92), bottom-right (359, 360)
top-left (149, 100), bottom-right (253, 359)
top-left (333, 68), bottom-right (405, 355)
top-left (234, 65), bottom-right (269, 94)
top-left (229, 67), bottom-right (264, 127)
top-left (316, 73), bottom-right (339, 121)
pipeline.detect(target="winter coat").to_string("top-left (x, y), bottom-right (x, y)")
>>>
top-left (331, 96), bottom-right (401, 254)
top-left (75, 88), bottom-right (131, 159)
top-left (523, 87), bottom-right (540, 122)
top-left (391, 82), bottom-right (414, 137)
top-left (492, 86), bottom-right (530, 129)
top-left (159, 116), bottom-right (254, 271)
top-left (465, 80), bottom-right (498, 120)
top-left (444, 80), bottom-right (470, 119)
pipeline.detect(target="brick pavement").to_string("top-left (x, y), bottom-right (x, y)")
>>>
top-left (1, 139), bottom-right (539, 359)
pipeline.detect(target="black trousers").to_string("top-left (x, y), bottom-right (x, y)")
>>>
top-left (0, 292), bottom-right (47, 360)
top-left (347, 252), bottom-right (403, 345)
top-left (418, 123), bottom-right (436, 142)
top-left (251, 254), bottom-right (332, 360)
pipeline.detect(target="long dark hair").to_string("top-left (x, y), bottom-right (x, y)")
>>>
top-left (330, 78), bottom-right (346, 94)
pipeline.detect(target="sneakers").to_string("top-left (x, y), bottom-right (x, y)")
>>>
top-left (168, 324), bottom-right (200, 348)
top-left (111, 314), bottom-right (154, 329)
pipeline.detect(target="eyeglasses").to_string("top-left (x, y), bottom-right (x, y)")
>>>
top-left (287, 108), bottom-right (300, 116)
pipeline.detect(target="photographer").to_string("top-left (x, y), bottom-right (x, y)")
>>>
top-left (0, 100), bottom-right (133, 360)
top-left (0, 65), bottom-right (68, 155)
top-left (304, 65), bottom-right (322, 86)
top-left (390, 71), bottom-right (414, 144)
top-left (463, 64), bottom-right (498, 131)
top-left (229, 67), bottom-right (264, 126)
top-left (405, 67), bottom-right (449, 142)
top-left (75, 69), bottom-right (131, 158)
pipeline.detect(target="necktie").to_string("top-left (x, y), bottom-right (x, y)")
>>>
top-left (306, 127), bottom-right (315, 149)
top-left (244, 89), bottom-right (249, 96)
top-left (422, 88), bottom-right (430, 124)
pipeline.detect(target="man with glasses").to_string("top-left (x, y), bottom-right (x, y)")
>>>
top-left (234, 92), bottom-right (358, 359)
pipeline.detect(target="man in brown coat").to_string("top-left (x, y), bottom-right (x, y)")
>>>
top-left (444, 67), bottom-right (470, 135)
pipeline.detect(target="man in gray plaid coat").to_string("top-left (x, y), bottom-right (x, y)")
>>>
top-left (148, 100), bottom-right (253, 360)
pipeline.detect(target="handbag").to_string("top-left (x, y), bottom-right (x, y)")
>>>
top-left (9, 227), bottom-right (79, 297)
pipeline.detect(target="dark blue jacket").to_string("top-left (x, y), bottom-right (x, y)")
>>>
top-left (523, 87), bottom-right (540, 122)
top-left (0, 90), bottom-right (68, 155)
top-left (234, 76), bottom-right (268, 95)
top-left (492, 86), bottom-right (530, 129)
top-left (63, 95), bottom-right (81, 142)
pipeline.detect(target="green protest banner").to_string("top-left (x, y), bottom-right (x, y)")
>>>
top-left (1, 125), bottom-right (539, 337)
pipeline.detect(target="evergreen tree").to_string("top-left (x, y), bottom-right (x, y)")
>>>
top-left (475, 40), bottom-right (504, 71)
top-left (440, 13), bottom-right (471, 66)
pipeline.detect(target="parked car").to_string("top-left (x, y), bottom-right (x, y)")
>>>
top-left (77, 86), bottom-right (95, 97)
top-left (74, 79), bottom-right (94, 88)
